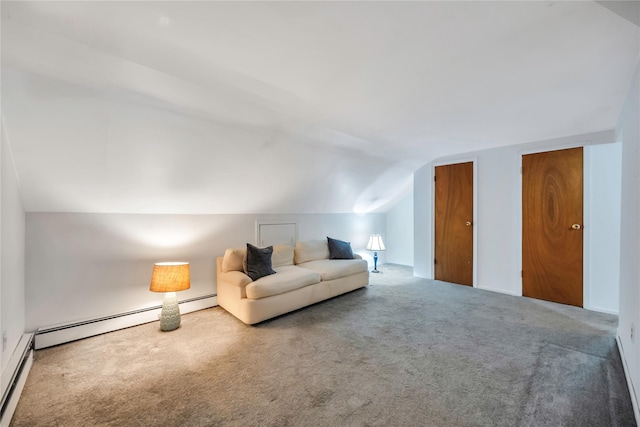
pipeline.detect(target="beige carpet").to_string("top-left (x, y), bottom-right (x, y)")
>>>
top-left (10, 265), bottom-right (636, 426)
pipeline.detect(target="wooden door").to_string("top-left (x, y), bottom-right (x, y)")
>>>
top-left (434, 162), bottom-right (474, 286)
top-left (522, 147), bottom-right (583, 307)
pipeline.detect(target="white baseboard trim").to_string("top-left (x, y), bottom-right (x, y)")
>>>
top-left (616, 334), bottom-right (639, 424)
top-left (35, 295), bottom-right (217, 350)
top-left (583, 304), bottom-right (618, 315)
top-left (1, 333), bottom-right (34, 427)
top-left (476, 285), bottom-right (521, 297)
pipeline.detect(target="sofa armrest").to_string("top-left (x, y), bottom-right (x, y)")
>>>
top-left (216, 257), bottom-right (252, 289)
top-left (354, 254), bottom-right (363, 260)
top-left (221, 270), bottom-right (253, 288)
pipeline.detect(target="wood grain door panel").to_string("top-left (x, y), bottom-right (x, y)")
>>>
top-left (522, 147), bottom-right (583, 307)
top-left (435, 162), bottom-right (474, 286)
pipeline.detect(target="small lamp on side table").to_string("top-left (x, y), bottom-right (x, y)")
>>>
top-left (366, 234), bottom-right (386, 273)
top-left (150, 262), bottom-right (190, 331)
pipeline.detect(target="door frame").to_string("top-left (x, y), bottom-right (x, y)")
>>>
top-left (518, 143), bottom-right (592, 309)
top-left (431, 158), bottom-right (478, 287)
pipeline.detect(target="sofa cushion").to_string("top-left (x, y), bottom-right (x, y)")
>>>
top-left (245, 266), bottom-right (321, 300)
top-left (245, 244), bottom-right (276, 281)
top-left (221, 247), bottom-right (246, 273)
top-left (294, 240), bottom-right (329, 264)
top-left (297, 259), bottom-right (368, 281)
top-left (272, 244), bottom-right (294, 267)
top-left (327, 237), bottom-right (354, 259)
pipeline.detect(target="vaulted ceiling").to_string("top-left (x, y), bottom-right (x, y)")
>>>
top-left (1, 1), bottom-right (638, 214)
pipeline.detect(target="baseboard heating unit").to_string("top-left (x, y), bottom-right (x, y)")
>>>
top-left (1, 333), bottom-right (34, 427)
top-left (35, 294), bottom-right (217, 350)
top-left (617, 335), bottom-right (639, 424)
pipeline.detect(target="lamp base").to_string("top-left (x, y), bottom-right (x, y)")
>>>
top-left (160, 292), bottom-right (181, 331)
top-left (370, 251), bottom-right (382, 273)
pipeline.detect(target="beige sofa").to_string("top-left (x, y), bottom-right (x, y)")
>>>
top-left (216, 240), bottom-right (369, 324)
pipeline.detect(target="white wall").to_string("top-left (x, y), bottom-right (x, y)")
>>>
top-left (1, 118), bottom-right (26, 374)
top-left (1, 118), bottom-right (3, 378)
top-left (616, 61), bottom-right (639, 417)
top-left (25, 212), bottom-right (385, 330)
top-left (474, 149), bottom-right (521, 295)
top-left (587, 142), bottom-right (622, 314)
top-left (414, 130), bottom-right (620, 309)
top-left (413, 166), bottom-right (432, 278)
top-left (386, 188), bottom-right (413, 266)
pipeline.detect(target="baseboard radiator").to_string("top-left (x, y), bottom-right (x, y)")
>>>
top-left (1, 333), bottom-right (35, 427)
top-left (617, 335), bottom-right (639, 424)
top-left (35, 294), bottom-right (217, 350)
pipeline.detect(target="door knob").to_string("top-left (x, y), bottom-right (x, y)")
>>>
top-left (465, 221), bottom-right (472, 227)
top-left (571, 224), bottom-right (581, 230)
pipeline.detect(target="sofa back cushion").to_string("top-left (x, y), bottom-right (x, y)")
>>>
top-left (272, 244), bottom-right (295, 267)
top-left (222, 244), bottom-right (294, 272)
top-left (294, 240), bottom-right (330, 264)
top-left (221, 247), bottom-right (246, 272)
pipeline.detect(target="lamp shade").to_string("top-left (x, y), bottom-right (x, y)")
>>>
top-left (366, 234), bottom-right (386, 251)
top-left (149, 262), bottom-right (190, 293)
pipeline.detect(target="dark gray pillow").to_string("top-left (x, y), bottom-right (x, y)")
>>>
top-left (245, 243), bottom-right (276, 281)
top-left (327, 237), bottom-right (354, 259)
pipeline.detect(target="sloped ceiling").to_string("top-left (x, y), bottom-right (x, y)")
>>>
top-left (1, 1), bottom-right (638, 214)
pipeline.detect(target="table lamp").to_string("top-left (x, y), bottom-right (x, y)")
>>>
top-left (149, 262), bottom-right (190, 331)
top-left (366, 234), bottom-right (386, 273)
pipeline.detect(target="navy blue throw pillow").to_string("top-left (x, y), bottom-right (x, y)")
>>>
top-left (327, 237), bottom-right (354, 259)
top-left (245, 243), bottom-right (276, 281)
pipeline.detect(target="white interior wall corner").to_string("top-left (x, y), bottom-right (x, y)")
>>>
top-left (386, 190), bottom-right (414, 266)
top-left (0, 123), bottom-right (26, 377)
top-left (615, 60), bottom-right (640, 422)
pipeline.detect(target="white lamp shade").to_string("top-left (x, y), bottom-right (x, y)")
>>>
top-left (366, 234), bottom-right (386, 251)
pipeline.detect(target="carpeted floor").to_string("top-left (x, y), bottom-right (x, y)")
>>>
top-left (10, 264), bottom-right (636, 426)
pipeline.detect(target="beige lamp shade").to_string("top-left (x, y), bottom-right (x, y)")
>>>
top-left (149, 262), bottom-right (191, 293)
